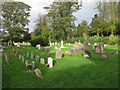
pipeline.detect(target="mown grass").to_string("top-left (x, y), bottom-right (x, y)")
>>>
top-left (2, 44), bottom-right (118, 88)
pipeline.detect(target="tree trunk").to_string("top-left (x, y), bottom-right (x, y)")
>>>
top-left (67, 32), bottom-right (69, 39)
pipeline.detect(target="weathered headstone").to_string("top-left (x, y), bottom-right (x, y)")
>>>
top-left (83, 41), bottom-right (89, 51)
top-left (34, 68), bottom-right (44, 78)
top-left (36, 44), bottom-right (41, 50)
top-left (5, 55), bottom-right (10, 65)
top-left (17, 42), bottom-right (20, 47)
top-left (66, 47), bottom-right (83, 54)
top-left (25, 60), bottom-right (29, 66)
top-left (13, 48), bottom-right (15, 52)
top-left (95, 46), bottom-right (101, 53)
top-left (19, 55), bottom-right (21, 60)
top-left (5, 55), bottom-right (8, 62)
top-left (50, 41), bottom-right (52, 46)
top-left (31, 61), bottom-right (35, 70)
top-left (44, 49), bottom-right (50, 56)
top-left (99, 52), bottom-right (108, 59)
top-left (35, 55), bottom-right (39, 61)
top-left (7, 58), bottom-right (10, 65)
top-left (56, 49), bottom-right (62, 59)
top-left (27, 53), bottom-right (29, 57)
top-left (7, 42), bottom-right (10, 47)
top-left (22, 55), bottom-right (24, 63)
top-left (82, 50), bottom-right (91, 58)
top-left (41, 46), bottom-right (44, 50)
top-left (55, 46), bottom-right (57, 49)
top-left (40, 58), bottom-right (45, 64)
top-left (99, 42), bottom-right (104, 52)
top-left (48, 57), bottom-right (53, 68)
top-left (31, 52), bottom-right (34, 59)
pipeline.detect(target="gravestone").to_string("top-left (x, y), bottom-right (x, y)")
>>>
top-left (50, 42), bottom-right (52, 46)
top-left (55, 42), bottom-right (57, 45)
top-left (48, 57), bottom-right (53, 68)
top-left (19, 55), bottom-right (21, 60)
top-left (31, 52), bottom-right (34, 59)
top-left (35, 55), bottom-right (39, 61)
top-left (65, 47), bottom-right (83, 54)
top-left (27, 53), bottom-right (29, 57)
top-left (55, 46), bottom-right (57, 49)
top-left (82, 50), bottom-right (91, 58)
top-left (22, 55), bottom-right (24, 63)
top-left (4, 43), bottom-right (6, 47)
top-left (31, 61), bottom-right (35, 70)
top-left (99, 52), bottom-right (108, 59)
top-left (60, 40), bottom-right (64, 48)
top-left (25, 60), bottom-right (29, 66)
top-left (41, 46), bottom-right (44, 50)
top-left (13, 48), bottom-right (15, 52)
top-left (0, 45), bottom-right (4, 52)
top-left (17, 42), bottom-right (20, 47)
top-left (99, 42), bottom-right (104, 52)
top-left (95, 46), bottom-right (101, 53)
top-left (5, 55), bottom-right (8, 62)
top-left (5, 55), bottom-right (10, 65)
top-left (40, 58), bottom-right (45, 64)
top-left (44, 49), bottom-right (50, 56)
top-left (56, 49), bottom-right (62, 59)
top-left (83, 41), bottom-right (89, 51)
top-left (36, 44), bottom-right (41, 50)
top-left (34, 68), bottom-right (44, 78)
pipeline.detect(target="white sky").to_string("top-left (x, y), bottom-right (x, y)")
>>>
top-left (14, 0), bottom-right (99, 32)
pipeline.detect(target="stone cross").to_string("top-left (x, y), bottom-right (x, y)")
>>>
top-left (55, 49), bottom-right (62, 59)
top-left (25, 60), bottom-right (29, 66)
top-left (44, 49), bottom-right (50, 56)
top-left (31, 61), bottom-right (35, 70)
top-left (31, 52), bottom-right (34, 59)
top-left (19, 55), bottom-right (21, 60)
top-left (22, 55), bottom-right (24, 63)
top-left (40, 58), bottom-right (45, 64)
top-left (35, 55), bottom-right (39, 61)
top-left (48, 57), bottom-right (53, 68)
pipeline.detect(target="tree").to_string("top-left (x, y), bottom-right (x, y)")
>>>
top-left (1, 2), bottom-right (31, 41)
top-left (44, 1), bottom-right (82, 40)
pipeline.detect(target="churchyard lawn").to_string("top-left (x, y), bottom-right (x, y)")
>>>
top-left (2, 44), bottom-right (118, 88)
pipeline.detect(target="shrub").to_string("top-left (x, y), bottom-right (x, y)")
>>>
top-left (30, 35), bottom-right (49, 47)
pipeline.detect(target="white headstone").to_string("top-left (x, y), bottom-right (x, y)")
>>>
top-left (40, 58), bottom-right (45, 64)
top-left (48, 57), bottom-right (53, 68)
top-left (55, 46), bottom-right (57, 49)
top-left (50, 42), bottom-right (52, 46)
top-left (60, 40), bottom-right (64, 48)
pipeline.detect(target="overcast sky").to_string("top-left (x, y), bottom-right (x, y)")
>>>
top-left (14, 0), bottom-right (99, 32)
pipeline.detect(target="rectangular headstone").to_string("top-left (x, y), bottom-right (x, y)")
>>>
top-left (31, 61), bottom-right (35, 70)
top-left (44, 49), bottom-right (50, 56)
top-left (95, 46), bottom-right (101, 53)
top-left (48, 57), bottom-right (53, 68)
top-left (35, 55), bottom-right (39, 61)
top-left (13, 48), bottom-right (15, 52)
top-left (19, 55), bottom-right (21, 60)
top-left (25, 60), bottom-right (29, 66)
top-left (27, 53), bottom-right (29, 57)
top-left (41, 46), bottom-right (44, 50)
top-left (22, 55), bottom-right (24, 63)
top-left (40, 58), bottom-right (45, 64)
top-left (56, 49), bottom-right (62, 59)
top-left (31, 52), bottom-right (34, 59)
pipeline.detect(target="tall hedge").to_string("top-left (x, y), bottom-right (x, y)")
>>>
top-left (30, 35), bottom-right (49, 47)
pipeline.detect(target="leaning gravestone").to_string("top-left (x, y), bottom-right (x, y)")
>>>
top-left (34, 68), bottom-right (44, 78)
top-left (31, 52), bottom-right (34, 59)
top-left (25, 60), bottom-right (29, 66)
top-left (31, 61), bottom-right (35, 70)
top-left (95, 46), bottom-right (101, 53)
top-left (44, 49), bottom-right (50, 56)
top-left (19, 55), bottom-right (21, 60)
top-left (22, 55), bottom-right (24, 63)
top-left (83, 41), bottom-right (89, 51)
top-left (40, 58), bottom-right (45, 64)
top-left (35, 55), bottom-right (39, 61)
top-left (56, 49), bottom-right (62, 59)
top-left (48, 57), bottom-right (53, 68)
